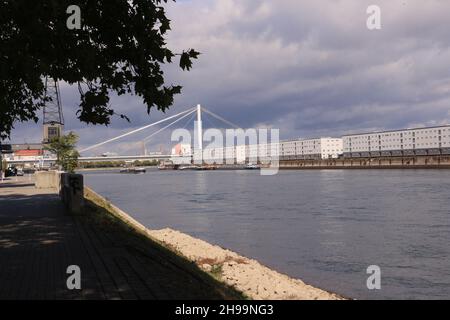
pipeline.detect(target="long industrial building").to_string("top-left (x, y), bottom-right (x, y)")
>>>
top-left (174, 137), bottom-right (344, 164)
top-left (196, 125), bottom-right (450, 163)
top-left (343, 125), bottom-right (450, 158)
top-left (278, 137), bottom-right (343, 160)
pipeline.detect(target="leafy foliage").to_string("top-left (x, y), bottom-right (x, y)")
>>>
top-left (133, 160), bottom-right (159, 167)
top-left (79, 161), bottom-right (126, 169)
top-left (78, 159), bottom-right (158, 169)
top-left (44, 132), bottom-right (80, 173)
top-left (0, 0), bottom-right (200, 139)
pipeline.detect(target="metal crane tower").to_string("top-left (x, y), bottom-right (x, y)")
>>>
top-left (42, 77), bottom-right (64, 143)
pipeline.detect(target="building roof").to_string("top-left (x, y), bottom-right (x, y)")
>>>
top-left (281, 137), bottom-right (339, 143)
top-left (14, 149), bottom-right (43, 156)
top-left (11, 143), bottom-right (43, 151)
top-left (342, 125), bottom-right (450, 137)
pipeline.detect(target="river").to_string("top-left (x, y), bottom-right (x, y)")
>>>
top-left (83, 168), bottom-right (450, 299)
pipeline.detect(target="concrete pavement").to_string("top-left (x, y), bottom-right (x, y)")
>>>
top-left (0, 176), bottom-right (236, 300)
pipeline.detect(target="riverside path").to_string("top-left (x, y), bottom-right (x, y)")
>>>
top-left (0, 176), bottom-right (236, 300)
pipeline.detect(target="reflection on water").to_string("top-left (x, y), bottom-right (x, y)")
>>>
top-left (84, 169), bottom-right (450, 299)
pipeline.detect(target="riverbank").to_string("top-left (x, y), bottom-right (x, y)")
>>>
top-left (280, 155), bottom-right (450, 169)
top-left (0, 176), bottom-right (243, 299)
top-left (77, 166), bottom-right (157, 172)
top-left (150, 229), bottom-right (344, 300)
top-left (76, 167), bottom-right (122, 172)
top-left (84, 186), bottom-right (344, 300)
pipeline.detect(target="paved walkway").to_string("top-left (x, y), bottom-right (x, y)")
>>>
top-left (0, 177), bottom-right (234, 300)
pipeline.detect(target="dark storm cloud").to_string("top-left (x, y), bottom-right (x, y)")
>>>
top-left (164, 0), bottom-right (450, 139)
top-left (8, 0), bottom-right (450, 153)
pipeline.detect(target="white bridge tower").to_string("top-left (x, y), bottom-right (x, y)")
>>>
top-left (194, 104), bottom-right (203, 164)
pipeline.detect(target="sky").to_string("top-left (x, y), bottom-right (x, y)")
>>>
top-left (7, 0), bottom-right (450, 155)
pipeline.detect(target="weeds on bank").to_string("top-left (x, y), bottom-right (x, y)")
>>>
top-left (210, 264), bottom-right (224, 279)
top-left (197, 256), bottom-right (248, 281)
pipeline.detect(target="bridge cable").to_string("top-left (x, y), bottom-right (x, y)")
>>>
top-left (182, 112), bottom-right (197, 130)
top-left (202, 108), bottom-right (242, 129)
top-left (79, 107), bottom-right (196, 153)
top-left (142, 108), bottom-right (197, 143)
top-left (202, 112), bottom-right (219, 129)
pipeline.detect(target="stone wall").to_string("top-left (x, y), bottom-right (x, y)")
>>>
top-left (60, 173), bottom-right (84, 215)
top-left (34, 171), bottom-right (84, 214)
top-left (280, 156), bottom-right (450, 169)
top-left (34, 170), bottom-right (62, 190)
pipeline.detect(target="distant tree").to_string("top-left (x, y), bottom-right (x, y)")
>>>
top-left (78, 160), bottom-right (127, 169)
top-left (0, 0), bottom-right (200, 139)
top-left (45, 132), bottom-right (80, 173)
top-left (142, 160), bottom-right (158, 166)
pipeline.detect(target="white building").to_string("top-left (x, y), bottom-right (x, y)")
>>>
top-left (203, 145), bottom-right (248, 164)
top-left (343, 125), bottom-right (450, 157)
top-left (171, 143), bottom-right (192, 156)
top-left (201, 137), bottom-right (342, 163)
top-left (280, 138), bottom-right (343, 160)
top-left (171, 143), bottom-right (193, 165)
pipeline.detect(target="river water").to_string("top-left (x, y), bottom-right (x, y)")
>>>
top-left (83, 169), bottom-right (450, 299)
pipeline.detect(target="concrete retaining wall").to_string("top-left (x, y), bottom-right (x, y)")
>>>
top-left (34, 171), bottom-right (62, 190)
top-left (60, 173), bottom-right (84, 215)
top-left (280, 155), bottom-right (450, 169)
top-left (34, 171), bottom-right (84, 214)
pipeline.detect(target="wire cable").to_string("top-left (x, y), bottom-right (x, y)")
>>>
top-left (79, 107), bottom-right (196, 153)
top-left (142, 109), bottom-right (197, 143)
top-left (202, 108), bottom-right (242, 129)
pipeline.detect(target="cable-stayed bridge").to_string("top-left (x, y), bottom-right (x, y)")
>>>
top-left (7, 105), bottom-right (239, 166)
top-left (79, 104), bottom-right (239, 154)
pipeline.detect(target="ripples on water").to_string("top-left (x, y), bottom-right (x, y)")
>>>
top-left (84, 169), bottom-right (450, 299)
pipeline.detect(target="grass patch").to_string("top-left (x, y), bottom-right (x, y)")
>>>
top-left (210, 264), bottom-right (224, 279)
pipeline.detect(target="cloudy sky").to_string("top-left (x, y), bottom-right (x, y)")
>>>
top-left (8, 0), bottom-right (450, 155)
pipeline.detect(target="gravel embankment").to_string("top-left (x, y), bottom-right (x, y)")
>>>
top-left (149, 228), bottom-right (344, 300)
